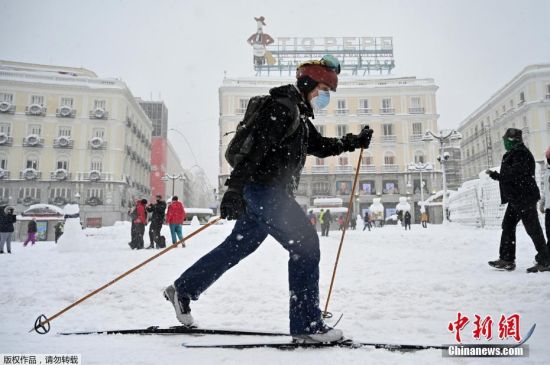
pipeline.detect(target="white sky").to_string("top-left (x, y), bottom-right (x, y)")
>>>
top-left (2, 0), bottom-right (550, 185)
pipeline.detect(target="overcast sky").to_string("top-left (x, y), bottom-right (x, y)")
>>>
top-left (2, 0), bottom-right (549, 186)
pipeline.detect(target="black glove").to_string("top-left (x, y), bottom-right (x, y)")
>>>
top-left (220, 190), bottom-right (246, 220)
top-left (485, 169), bottom-right (499, 180)
top-left (342, 126), bottom-right (374, 152)
top-left (356, 126), bottom-right (373, 149)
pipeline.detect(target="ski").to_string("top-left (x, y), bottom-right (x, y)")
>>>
top-left (59, 325), bottom-right (288, 337)
top-left (182, 339), bottom-right (449, 351)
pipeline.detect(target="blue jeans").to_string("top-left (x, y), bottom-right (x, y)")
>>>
top-left (175, 183), bottom-right (322, 335)
top-left (169, 224), bottom-right (183, 243)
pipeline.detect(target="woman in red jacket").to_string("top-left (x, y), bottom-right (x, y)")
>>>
top-left (166, 196), bottom-right (186, 247)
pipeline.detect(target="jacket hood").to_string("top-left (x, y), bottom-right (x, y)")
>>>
top-left (269, 84), bottom-right (314, 118)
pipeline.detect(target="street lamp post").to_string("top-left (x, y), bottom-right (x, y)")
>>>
top-left (407, 162), bottom-right (434, 209)
top-left (421, 129), bottom-right (462, 222)
top-left (162, 173), bottom-right (184, 198)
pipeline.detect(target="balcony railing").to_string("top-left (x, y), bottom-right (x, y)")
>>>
top-left (380, 107), bottom-right (395, 114)
top-left (23, 136), bottom-right (44, 147)
top-left (53, 137), bottom-right (74, 148)
top-left (56, 107), bottom-right (77, 118)
top-left (357, 108), bottom-right (372, 115)
top-left (315, 109), bottom-right (327, 116)
top-left (382, 164), bottom-right (399, 173)
top-left (311, 165), bottom-right (329, 174)
top-left (408, 107), bottom-right (425, 114)
top-left (50, 170), bottom-right (72, 181)
top-left (25, 105), bottom-right (47, 116)
top-left (79, 172), bottom-right (113, 181)
top-left (409, 134), bottom-right (423, 143)
top-left (0, 170), bottom-right (10, 179)
top-left (359, 165), bottom-right (376, 173)
top-left (0, 135), bottom-right (13, 146)
top-left (380, 135), bottom-right (397, 143)
top-left (235, 108), bottom-right (246, 114)
top-left (335, 165), bottom-right (354, 174)
top-left (20, 170), bottom-right (42, 180)
top-left (335, 108), bottom-right (349, 116)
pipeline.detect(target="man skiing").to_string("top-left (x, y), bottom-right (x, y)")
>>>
top-left (164, 55), bottom-right (373, 343)
top-left (486, 128), bottom-right (550, 272)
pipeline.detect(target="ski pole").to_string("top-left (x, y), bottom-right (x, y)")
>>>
top-left (323, 148), bottom-right (364, 318)
top-left (31, 216), bottom-right (222, 334)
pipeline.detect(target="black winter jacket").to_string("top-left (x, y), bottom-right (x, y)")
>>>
top-left (147, 201), bottom-right (167, 225)
top-left (492, 143), bottom-right (540, 207)
top-left (27, 220), bottom-right (37, 233)
top-left (0, 207), bottom-right (16, 232)
top-left (226, 84), bottom-right (358, 192)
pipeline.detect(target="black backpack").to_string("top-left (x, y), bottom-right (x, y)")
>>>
top-left (225, 95), bottom-right (300, 168)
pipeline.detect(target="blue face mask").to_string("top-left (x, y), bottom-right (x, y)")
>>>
top-left (311, 90), bottom-right (330, 110)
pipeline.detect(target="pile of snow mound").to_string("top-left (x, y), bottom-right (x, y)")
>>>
top-left (395, 196), bottom-right (411, 212)
top-left (57, 204), bottom-right (90, 252)
top-left (190, 215), bottom-right (201, 226)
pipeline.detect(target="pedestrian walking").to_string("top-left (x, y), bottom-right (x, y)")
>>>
top-left (486, 128), bottom-right (550, 272)
top-left (23, 218), bottom-right (37, 247)
top-left (404, 211), bottom-right (411, 230)
top-left (0, 205), bottom-right (16, 254)
top-left (166, 196), bottom-right (186, 247)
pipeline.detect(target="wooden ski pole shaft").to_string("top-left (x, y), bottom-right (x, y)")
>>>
top-left (30, 217), bottom-right (222, 334)
top-left (323, 148), bottom-right (364, 317)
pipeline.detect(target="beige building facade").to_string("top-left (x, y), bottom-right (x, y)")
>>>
top-left (459, 64), bottom-right (550, 182)
top-left (0, 60), bottom-right (153, 227)
top-left (218, 75), bottom-right (443, 221)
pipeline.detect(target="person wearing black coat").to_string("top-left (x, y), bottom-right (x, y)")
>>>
top-left (23, 218), bottom-right (38, 247)
top-left (146, 195), bottom-right (167, 249)
top-left (486, 128), bottom-right (550, 273)
top-left (404, 211), bottom-right (411, 230)
top-left (0, 205), bottom-right (16, 254)
top-left (164, 56), bottom-right (374, 343)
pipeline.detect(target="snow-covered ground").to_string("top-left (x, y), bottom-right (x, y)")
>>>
top-left (1, 220), bottom-right (548, 365)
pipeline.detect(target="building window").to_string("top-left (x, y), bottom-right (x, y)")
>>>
top-left (361, 155), bottom-right (373, 165)
top-left (0, 123), bottom-right (10, 135)
top-left (58, 126), bottom-right (71, 137)
top-left (519, 92), bottom-right (525, 104)
top-left (316, 125), bottom-right (325, 136)
top-left (336, 181), bottom-right (352, 195)
top-left (359, 99), bottom-right (369, 110)
top-left (412, 122), bottom-right (422, 135)
top-left (0, 158), bottom-right (7, 169)
top-left (61, 97), bottom-right (74, 107)
top-left (382, 98), bottom-right (392, 109)
top-left (91, 160), bottom-right (103, 171)
top-left (94, 100), bottom-right (106, 109)
top-left (314, 157), bottom-right (324, 166)
top-left (57, 160), bottom-right (68, 170)
top-left (414, 153), bottom-right (425, 163)
top-left (0, 187), bottom-right (8, 199)
top-left (312, 182), bottom-right (330, 195)
top-left (336, 99), bottom-right (347, 114)
top-left (19, 187), bottom-right (41, 199)
top-left (383, 124), bottom-right (394, 136)
top-left (87, 188), bottom-right (104, 199)
top-left (0, 93), bottom-right (13, 102)
top-left (337, 124), bottom-right (348, 137)
top-left (92, 128), bottom-right (105, 138)
top-left (384, 154), bottom-right (395, 165)
top-left (237, 98), bottom-right (248, 114)
top-left (31, 95), bottom-right (44, 105)
top-left (26, 158), bottom-right (39, 169)
top-left (338, 156), bottom-right (349, 166)
top-left (50, 187), bottom-right (71, 199)
top-left (28, 124), bottom-right (42, 135)
top-left (359, 180), bottom-right (375, 195)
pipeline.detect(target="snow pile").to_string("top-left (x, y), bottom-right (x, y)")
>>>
top-left (1, 221), bottom-right (549, 364)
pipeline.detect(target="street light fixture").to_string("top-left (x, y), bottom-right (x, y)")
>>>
top-left (422, 129), bottom-right (462, 222)
top-left (161, 173), bottom-right (184, 198)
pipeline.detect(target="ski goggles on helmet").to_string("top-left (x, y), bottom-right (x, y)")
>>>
top-left (297, 54), bottom-right (341, 75)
